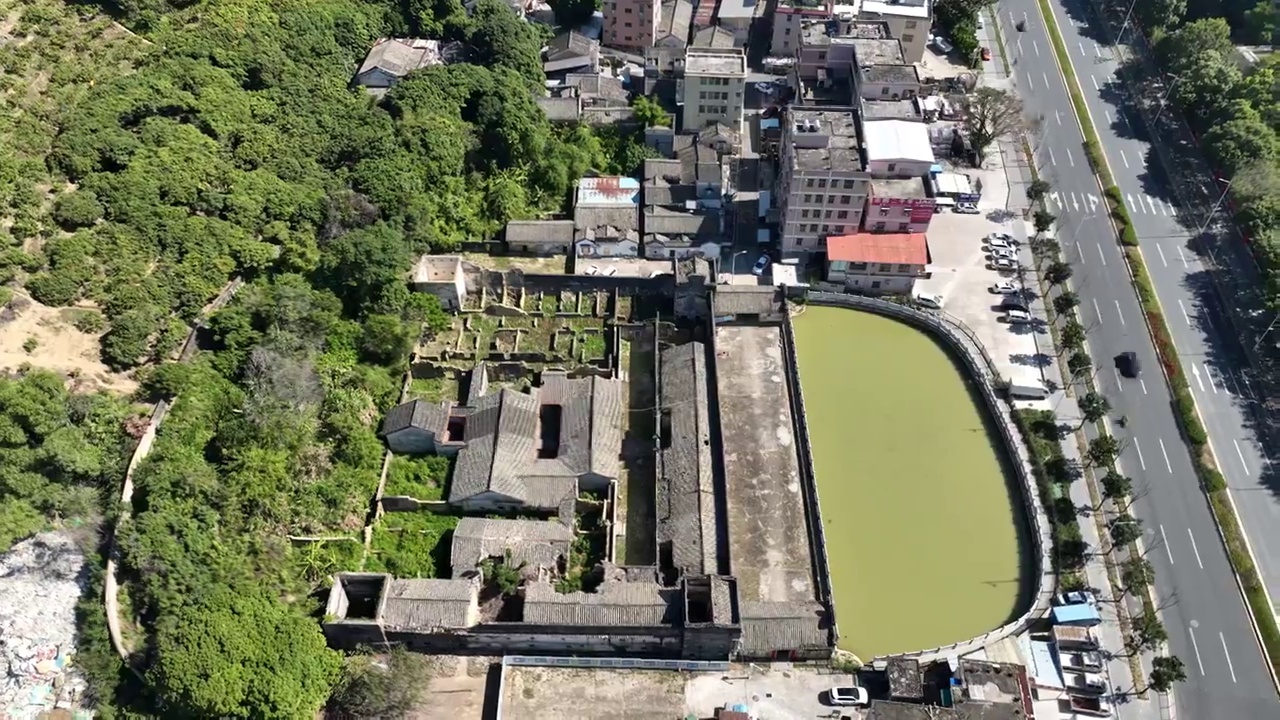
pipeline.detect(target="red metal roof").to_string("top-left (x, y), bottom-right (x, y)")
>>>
top-left (826, 232), bottom-right (928, 266)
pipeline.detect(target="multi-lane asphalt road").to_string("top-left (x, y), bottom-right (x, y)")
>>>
top-left (993, 0), bottom-right (1279, 716)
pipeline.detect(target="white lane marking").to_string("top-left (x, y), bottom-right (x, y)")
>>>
top-left (1206, 368), bottom-right (1219, 394)
top-left (1177, 246), bottom-right (1189, 267)
top-left (1075, 241), bottom-right (1085, 262)
top-left (1134, 437), bottom-right (1147, 470)
top-left (1105, 110), bottom-right (1113, 124)
top-left (1158, 437), bottom-right (1173, 473)
top-left (1113, 367), bottom-right (1124, 388)
top-left (1234, 439), bottom-right (1251, 477)
top-left (1155, 197), bottom-right (1167, 214)
top-left (1091, 75), bottom-right (1100, 91)
top-left (1178, 299), bottom-right (1191, 325)
top-left (1027, 72), bottom-right (1034, 90)
top-left (1095, 43), bottom-right (1102, 57)
top-left (1071, 192), bottom-right (1080, 211)
top-left (1159, 523), bottom-right (1173, 563)
top-left (1120, 149), bottom-right (1129, 168)
top-left (1044, 72), bottom-right (1050, 89)
top-left (1126, 193), bottom-right (1139, 213)
top-left (1189, 626), bottom-right (1205, 675)
top-left (1212, 367), bottom-right (1232, 396)
top-left (1114, 300), bottom-right (1125, 325)
top-left (1048, 147), bottom-right (1056, 165)
top-left (1079, 42), bottom-right (1087, 57)
top-left (1191, 363), bottom-right (1205, 392)
top-left (1221, 633), bottom-right (1238, 683)
top-left (1055, 110), bottom-right (1062, 126)
top-left (1140, 378), bottom-right (1148, 394)
top-left (1188, 528), bottom-right (1203, 569)
top-left (1240, 373), bottom-right (1256, 400)
top-left (1092, 297), bottom-right (1104, 324)
top-left (1096, 243), bottom-right (1106, 266)
top-left (1156, 244), bottom-right (1168, 267)
top-left (1145, 195), bottom-right (1159, 214)
top-left (1066, 148), bottom-right (1075, 166)
top-left (1034, 40), bottom-right (1041, 57)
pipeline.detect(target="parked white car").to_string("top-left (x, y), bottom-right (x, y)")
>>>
top-left (989, 257), bottom-right (1019, 272)
top-left (986, 237), bottom-right (1013, 251)
top-left (827, 686), bottom-right (870, 707)
top-left (954, 202), bottom-right (980, 214)
top-left (752, 255), bottom-right (771, 276)
top-left (915, 292), bottom-right (944, 310)
top-left (1002, 309), bottom-right (1033, 324)
top-left (1053, 590), bottom-right (1098, 606)
top-left (989, 280), bottom-right (1020, 294)
top-left (754, 81), bottom-right (776, 95)
top-left (990, 247), bottom-right (1018, 261)
top-left (989, 231), bottom-right (1019, 245)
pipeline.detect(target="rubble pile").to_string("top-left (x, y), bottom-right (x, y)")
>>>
top-left (0, 532), bottom-right (91, 716)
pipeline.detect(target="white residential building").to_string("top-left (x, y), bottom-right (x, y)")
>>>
top-left (861, 119), bottom-right (934, 178)
top-left (838, 0), bottom-right (930, 64)
top-left (680, 48), bottom-right (747, 132)
top-left (777, 107), bottom-right (871, 259)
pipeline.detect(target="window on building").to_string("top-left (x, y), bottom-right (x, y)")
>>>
top-left (806, 178), bottom-right (815, 187)
top-left (837, 210), bottom-right (848, 219)
top-left (878, 207), bottom-right (889, 216)
top-left (817, 179), bottom-right (827, 188)
top-left (851, 262), bottom-right (867, 271)
top-left (803, 193), bottom-right (813, 202)
top-left (874, 222), bottom-right (886, 231)
top-left (842, 179), bottom-right (856, 189)
top-left (906, 20), bottom-right (918, 29)
top-left (625, 5), bottom-right (632, 11)
top-left (827, 195), bottom-right (835, 203)
top-left (897, 264), bottom-right (912, 273)
top-left (800, 209), bottom-right (809, 218)
top-left (625, 21), bottom-right (633, 27)
top-left (824, 210), bottom-right (833, 219)
top-left (881, 86), bottom-right (890, 95)
top-left (833, 225), bottom-right (844, 233)
top-left (785, 27), bottom-right (792, 35)
top-left (809, 223), bottom-right (820, 232)
top-left (878, 263), bottom-right (891, 272)
top-left (817, 52), bottom-right (827, 61)
top-left (903, 33), bottom-right (914, 43)
top-left (839, 195), bottom-right (851, 204)
top-left (898, 223), bottom-right (909, 231)
top-left (871, 280), bottom-right (882, 289)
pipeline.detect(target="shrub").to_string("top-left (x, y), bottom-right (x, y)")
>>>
top-left (51, 190), bottom-right (104, 229)
top-left (25, 271), bottom-right (81, 306)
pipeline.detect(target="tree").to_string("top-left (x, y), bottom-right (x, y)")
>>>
top-left (961, 88), bottom-right (1024, 167)
top-left (1135, 0), bottom-right (1186, 33)
top-left (1062, 320), bottom-right (1087, 351)
top-left (1053, 291), bottom-right (1079, 316)
top-left (549, 0), bottom-right (598, 26)
top-left (1131, 608), bottom-right (1169, 652)
top-left (152, 589), bottom-right (341, 718)
top-left (1148, 656), bottom-right (1188, 693)
top-left (1026, 179), bottom-right (1051, 205)
top-left (1088, 433), bottom-right (1121, 467)
top-left (326, 648), bottom-right (432, 719)
top-left (51, 190), bottom-right (104, 229)
top-left (1068, 351), bottom-right (1092, 378)
top-left (1160, 18), bottom-right (1234, 75)
top-left (1110, 513), bottom-right (1142, 546)
top-left (1204, 112), bottom-right (1279, 177)
top-left (1045, 260), bottom-right (1073, 286)
top-left (1242, 1), bottom-right (1278, 45)
top-left (1033, 208), bottom-right (1057, 235)
top-left (631, 95), bottom-right (670, 128)
top-left (1078, 392), bottom-right (1110, 427)
top-left (1101, 469), bottom-right (1132, 500)
top-left (1122, 556), bottom-right (1155, 595)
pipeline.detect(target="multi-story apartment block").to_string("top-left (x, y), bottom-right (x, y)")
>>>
top-left (824, 231), bottom-right (929, 294)
top-left (796, 19), bottom-right (891, 81)
top-left (777, 107), bottom-right (871, 259)
top-left (603, 0), bottom-right (661, 49)
top-left (772, 0), bottom-right (833, 57)
top-left (839, 0), bottom-right (930, 64)
top-left (681, 48), bottom-right (747, 132)
top-left (863, 178), bottom-right (935, 234)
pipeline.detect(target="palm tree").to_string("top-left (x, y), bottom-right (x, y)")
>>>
top-left (1078, 392), bottom-right (1110, 428)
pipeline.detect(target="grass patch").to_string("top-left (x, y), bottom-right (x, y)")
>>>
top-left (292, 538), bottom-right (364, 582)
top-left (579, 333), bottom-right (606, 362)
top-left (1013, 410), bottom-right (1087, 577)
top-left (366, 511), bottom-right (459, 579)
top-left (407, 374), bottom-right (458, 403)
top-left (1038, 0), bottom-right (1280, 679)
top-left (384, 455), bottom-right (450, 500)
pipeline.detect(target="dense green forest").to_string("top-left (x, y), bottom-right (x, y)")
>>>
top-left (1126, 0), bottom-right (1280, 311)
top-left (0, 0), bottom-right (652, 715)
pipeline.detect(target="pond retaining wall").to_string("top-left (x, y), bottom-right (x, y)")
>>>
top-left (799, 292), bottom-right (1054, 664)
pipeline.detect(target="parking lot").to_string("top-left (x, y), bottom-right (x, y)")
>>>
top-left (915, 210), bottom-right (1052, 389)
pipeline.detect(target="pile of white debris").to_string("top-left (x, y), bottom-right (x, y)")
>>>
top-left (0, 532), bottom-right (92, 716)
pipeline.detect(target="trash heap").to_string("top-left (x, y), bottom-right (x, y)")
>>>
top-left (0, 532), bottom-right (91, 717)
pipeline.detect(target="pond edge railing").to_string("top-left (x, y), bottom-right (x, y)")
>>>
top-left (802, 292), bottom-right (1054, 664)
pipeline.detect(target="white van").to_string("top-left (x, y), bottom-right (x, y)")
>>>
top-left (1003, 309), bottom-right (1033, 324)
top-left (1008, 382), bottom-right (1049, 400)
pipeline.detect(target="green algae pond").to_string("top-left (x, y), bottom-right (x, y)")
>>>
top-left (792, 305), bottom-right (1031, 659)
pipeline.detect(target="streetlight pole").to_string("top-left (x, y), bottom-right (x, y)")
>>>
top-left (731, 249), bottom-right (747, 275)
top-left (1256, 313), bottom-right (1280, 351)
top-left (1152, 75), bottom-right (1181, 123)
top-left (1117, 0), bottom-right (1140, 44)
top-left (1196, 178), bottom-right (1232, 238)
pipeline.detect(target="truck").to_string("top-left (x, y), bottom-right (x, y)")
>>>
top-left (1068, 694), bottom-right (1113, 717)
top-left (1007, 381), bottom-right (1049, 400)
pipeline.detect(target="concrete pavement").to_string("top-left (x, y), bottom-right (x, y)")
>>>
top-left (992, 0), bottom-right (1280, 716)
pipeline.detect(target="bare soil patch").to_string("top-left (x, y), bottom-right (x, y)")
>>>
top-left (0, 293), bottom-right (136, 394)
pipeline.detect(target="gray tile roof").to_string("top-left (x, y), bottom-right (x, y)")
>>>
top-left (357, 38), bottom-right (441, 81)
top-left (712, 286), bottom-right (779, 316)
top-left (380, 399), bottom-right (449, 437)
top-left (505, 219), bottom-right (576, 244)
top-left (575, 205), bottom-right (639, 233)
top-left (863, 64), bottom-right (920, 85)
top-left (692, 26), bottom-right (735, 49)
top-left (738, 601), bottom-right (830, 654)
top-left (380, 577), bottom-right (479, 631)
top-left (643, 206), bottom-right (720, 238)
top-left (450, 375), bottom-right (625, 509)
top-left (673, 136), bottom-right (723, 185)
top-left (450, 517), bottom-right (574, 575)
top-left (565, 73), bottom-right (628, 104)
top-left (537, 95), bottom-right (582, 122)
top-left (658, 0), bottom-right (693, 46)
top-left (657, 342), bottom-right (717, 578)
top-left (524, 581), bottom-right (677, 625)
top-left (547, 31), bottom-right (599, 60)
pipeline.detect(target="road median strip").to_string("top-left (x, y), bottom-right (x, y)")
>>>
top-left (1034, 0), bottom-right (1280, 681)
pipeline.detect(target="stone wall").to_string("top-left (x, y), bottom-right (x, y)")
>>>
top-left (802, 292), bottom-right (1054, 663)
